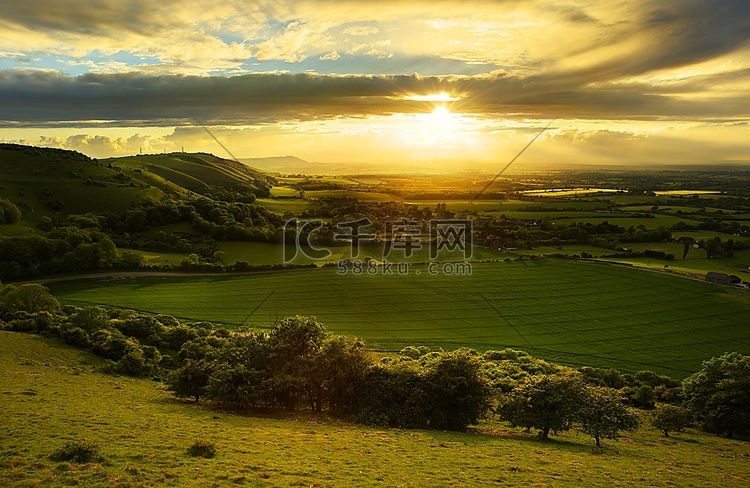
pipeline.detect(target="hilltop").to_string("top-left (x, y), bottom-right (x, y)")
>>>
top-left (0, 144), bottom-right (274, 234)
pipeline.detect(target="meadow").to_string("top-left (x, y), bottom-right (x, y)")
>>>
top-left (2, 332), bottom-right (750, 487)
top-left (47, 260), bottom-right (750, 378)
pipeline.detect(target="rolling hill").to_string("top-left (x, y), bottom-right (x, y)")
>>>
top-left (2, 331), bottom-right (750, 487)
top-left (0, 144), bottom-right (275, 234)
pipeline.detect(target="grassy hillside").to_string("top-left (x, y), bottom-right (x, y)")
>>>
top-left (0, 144), bottom-right (163, 232)
top-left (47, 260), bottom-right (750, 377)
top-left (2, 331), bottom-right (749, 487)
top-left (105, 153), bottom-right (274, 197)
top-left (0, 144), bottom-right (274, 234)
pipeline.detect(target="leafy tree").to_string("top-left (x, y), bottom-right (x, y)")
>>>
top-left (629, 385), bottom-right (656, 409)
top-left (90, 329), bottom-right (131, 360)
top-left (268, 316), bottom-right (327, 410)
top-left (206, 362), bottom-right (265, 410)
top-left (116, 315), bottom-right (164, 341)
top-left (71, 306), bottom-right (111, 334)
top-left (112, 344), bottom-right (161, 377)
top-left (578, 387), bottom-right (640, 447)
top-left (167, 359), bottom-right (212, 402)
top-left (423, 350), bottom-right (492, 431)
top-left (356, 363), bottom-right (429, 429)
top-left (61, 326), bottom-right (92, 348)
top-left (0, 283), bottom-right (60, 314)
top-left (0, 198), bottom-right (21, 224)
top-left (651, 405), bottom-right (692, 437)
top-left (683, 352), bottom-right (750, 438)
top-left (118, 251), bottom-right (146, 269)
top-left (316, 335), bottom-right (372, 415)
top-left (497, 373), bottom-right (585, 439)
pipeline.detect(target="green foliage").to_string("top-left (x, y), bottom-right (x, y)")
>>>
top-left (683, 352), bottom-right (750, 438)
top-left (71, 307), bottom-right (111, 334)
top-left (356, 363), bottom-right (428, 429)
top-left (49, 441), bottom-right (102, 464)
top-left (166, 359), bottom-right (212, 402)
top-left (206, 362), bottom-right (266, 410)
top-left (268, 316), bottom-right (327, 410)
top-left (0, 284), bottom-right (60, 315)
top-left (578, 387), bottom-right (640, 447)
top-left (90, 329), bottom-right (131, 360)
top-left (422, 351), bottom-right (492, 431)
top-left (4, 330), bottom-right (750, 487)
top-left (316, 335), bottom-right (372, 415)
top-left (497, 373), bottom-right (585, 439)
top-left (110, 344), bottom-right (162, 377)
top-left (651, 405), bottom-right (692, 437)
top-left (629, 385), bottom-right (656, 409)
top-left (0, 198), bottom-right (21, 224)
top-left (186, 440), bottom-right (216, 459)
top-left (61, 326), bottom-right (92, 348)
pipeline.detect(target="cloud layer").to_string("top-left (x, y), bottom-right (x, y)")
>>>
top-left (0, 1), bottom-right (748, 163)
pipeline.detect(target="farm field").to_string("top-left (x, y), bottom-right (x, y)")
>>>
top-left (47, 260), bottom-right (750, 377)
top-left (3, 332), bottom-right (749, 487)
top-left (216, 241), bottom-right (511, 266)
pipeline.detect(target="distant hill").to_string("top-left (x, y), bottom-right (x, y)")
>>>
top-left (240, 155), bottom-right (312, 174)
top-left (0, 144), bottom-right (274, 235)
top-left (103, 152), bottom-right (274, 197)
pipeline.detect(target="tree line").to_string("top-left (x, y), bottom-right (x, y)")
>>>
top-left (1, 282), bottom-right (748, 441)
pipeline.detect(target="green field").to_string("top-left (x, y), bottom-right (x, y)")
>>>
top-left (2, 332), bottom-right (750, 487)
top-left (47, 260), bottom-right (750, 377)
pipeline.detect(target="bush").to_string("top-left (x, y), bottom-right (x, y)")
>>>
top-left (61, 326), bottom-right (91, 348)
top-left (49, 441), bottom-right (102, 464)
top-left (652, 405), bottom-right (692, 437)
top-left (187, 440), bottom-right (216, 458)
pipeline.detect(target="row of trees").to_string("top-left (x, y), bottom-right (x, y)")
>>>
top-left (1, 282), bottom-right (748, 439)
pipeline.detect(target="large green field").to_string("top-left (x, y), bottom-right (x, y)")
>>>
top-left (3, 332), bottom-right (749, 487)
top-left (47, 260), bottom-right (750, 377)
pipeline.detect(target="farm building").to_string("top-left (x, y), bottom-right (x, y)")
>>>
top-left (705, 272), bottom-right (742, 285)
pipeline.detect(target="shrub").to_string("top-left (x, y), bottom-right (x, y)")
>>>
top-left (652, 405), bottom-right (692, 437)
top-left (187, 440), bottom-right (216, 458)
top-left (49, 441), bottom-right (102, 464)
top-left (61, 326), bottom-right (91, 348)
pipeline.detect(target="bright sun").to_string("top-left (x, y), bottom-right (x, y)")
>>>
top-left (430, 105), bottom-right (453, 124)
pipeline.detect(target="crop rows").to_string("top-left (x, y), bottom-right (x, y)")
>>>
top-left (50, 260), bottom-right (750, 377)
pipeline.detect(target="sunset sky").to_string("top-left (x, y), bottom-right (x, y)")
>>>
top-left (1, 0), bottom-right (749, 167)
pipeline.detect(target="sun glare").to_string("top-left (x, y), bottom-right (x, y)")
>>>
top-left (431, 105), bottom-right (453, 124)
top-left (405, 92), bottom-right (461, 102)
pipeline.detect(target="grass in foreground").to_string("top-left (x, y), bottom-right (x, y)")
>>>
top-left (1, 332), bottom-right (749, 487)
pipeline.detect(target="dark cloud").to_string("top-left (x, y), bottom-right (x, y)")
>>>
top-left (1, 0), bottom-right (177, 36)
top-left (0, 67), bottom-right (749, 127)
top-left (549, 0), bottom-right (750, 84)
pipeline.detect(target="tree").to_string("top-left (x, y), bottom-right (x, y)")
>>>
top-left (71, 306), bottom-right (111, 334)
top-left (423, 350), bottom-right (492, 431)
top-left (651, 405), bottom-right (692, 437)
top-left (356, 363), bottom-right (429, 429)
top-left (0, 283), bottom-right (60, 314)
top-left (0, 198), bottom-right (21, 224)
top-left (316, 335), bottom-right (372, 415)
top-left (267, 316), bottom-right (327, 410)
top-left (683, 352), bottom-right (750, 438)
top-left (206, 362), bottom-right (265, 410)
top-left (578, 387), bottom-right (640, 447)
top-left (167, 359), bottom-right (212, 402)
top-left (497, 373), bottom-right (585, 439)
